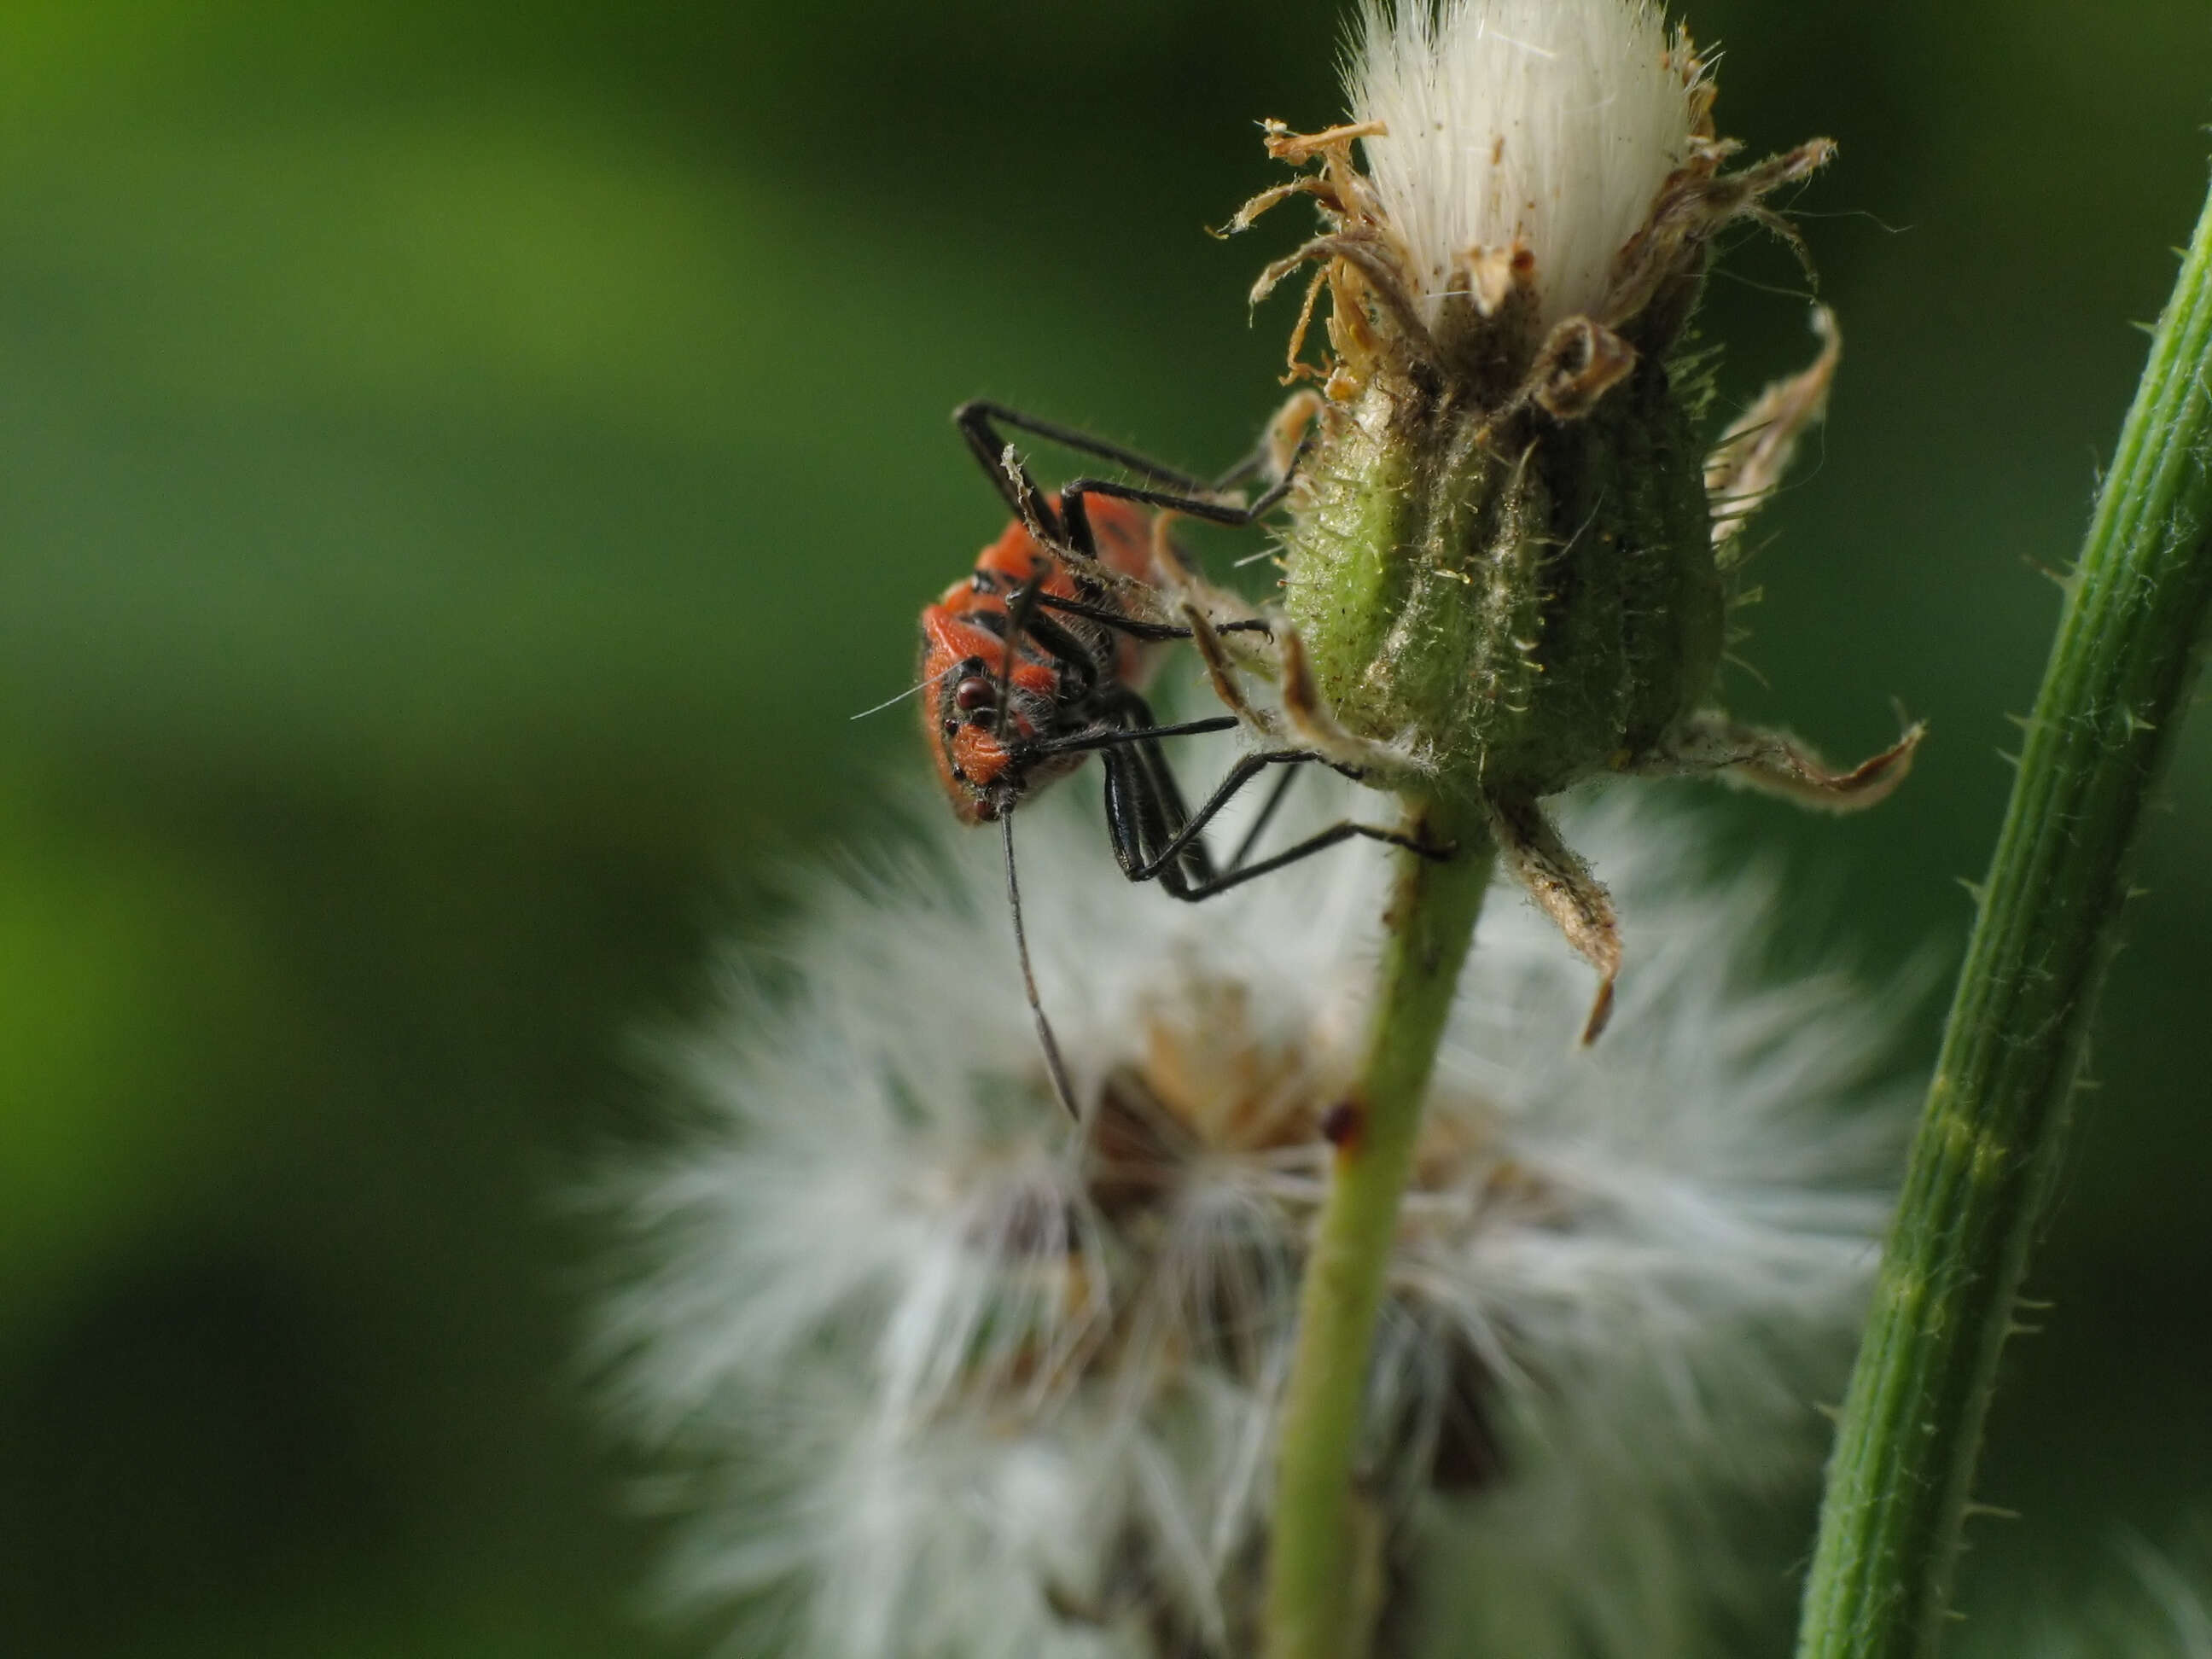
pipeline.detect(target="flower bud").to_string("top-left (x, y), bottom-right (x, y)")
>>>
top-left (1236, 0), bottom-right (1915, 1031)
top-left (1282, 351), bottom-right (1719, 798)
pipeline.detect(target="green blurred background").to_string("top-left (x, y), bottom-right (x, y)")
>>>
top-left (0, 2), bottom-right (2206, 1653)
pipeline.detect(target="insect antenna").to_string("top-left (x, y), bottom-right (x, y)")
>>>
top-left (1002, 813), bottom-right (1080, 1121)
top-left (847, 661), bottom-right (957, 721)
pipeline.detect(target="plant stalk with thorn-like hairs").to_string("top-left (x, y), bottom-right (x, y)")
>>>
top-left (1794, 166), bottom-right (2212, 1659)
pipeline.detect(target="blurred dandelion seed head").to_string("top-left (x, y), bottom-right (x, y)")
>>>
top-left (598, 776), bottom-right (1905, 1657)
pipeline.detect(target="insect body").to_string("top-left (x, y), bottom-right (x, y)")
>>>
top-left (921, 492), bottom-right (1163, 830)
top-left (920, 401), bottom-right (1448, 1117)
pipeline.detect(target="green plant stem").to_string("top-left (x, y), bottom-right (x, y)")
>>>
top-left (1263, 792), bottom-right (1494, 1659)
top-left (1796, 169), bottom-right (2212, 1659)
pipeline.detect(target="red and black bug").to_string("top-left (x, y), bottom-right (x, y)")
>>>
top-left (922, 401), bottom-right (1445, 1116)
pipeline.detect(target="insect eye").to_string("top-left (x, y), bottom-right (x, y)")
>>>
top-left (940, 717), bottom-right (960, 738)
top-left (954, 677), bottom-right (998, 716)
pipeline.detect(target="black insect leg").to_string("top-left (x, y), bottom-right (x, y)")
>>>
top-left (952, 398), bottom-right (1313, 569)
top-left (1152, 745), bottom-right (1451, 899)
top-left (1039, 717), bottom-right (1244, 756)
top-left (1081, 689), bottom-right (1214, 896)
top-left (1057, 462), bottom-right (1305, 563)
top-left (1167, 815), bottom-right (1452, 899)
top-left (1086, 722), bottom-right (1450, 901)
top-left (1031, 590), bottom-right (1272, 643)
top-left (956, 400), bottom-right (1219, 507)
top-left (1128, 749), bottom-right (1316, 897)
top-left (958, 396), bottom-right (1317, 503)
top-left (956, 404), bottom-right (1066, 541)
top-left (1214, 389), bottom-right (1323, 496)
top-left (1102, 741), bottom-right (1217, 897)
top-left (1225, 764), bottom-right (1300, 871)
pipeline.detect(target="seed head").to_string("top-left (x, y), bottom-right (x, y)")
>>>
top-left (597, 780), bottom-right (1906, 1656)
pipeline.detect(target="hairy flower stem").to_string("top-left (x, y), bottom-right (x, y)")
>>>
top-left (1796, 170), bottom-right (2212, 1659)
top-left (1264, 793), bottom-right (1495, 1659)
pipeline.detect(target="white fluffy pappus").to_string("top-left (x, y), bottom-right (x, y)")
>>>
top-left (1348, 0), bottom-right (1701, 330)
top-left (597, 773), bottom-right (1907, 1658)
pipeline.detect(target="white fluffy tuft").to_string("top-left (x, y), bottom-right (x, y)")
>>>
top-left (598, 762), bottom-right (1906, 1656)
top-left (1349, 0), bottom-right (1698, 328)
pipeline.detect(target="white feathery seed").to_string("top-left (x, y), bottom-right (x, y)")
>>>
top-left (1349, 0), bottom-right (1700, 329)
top-left (598, 765), bottom-right (1906, 1657)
